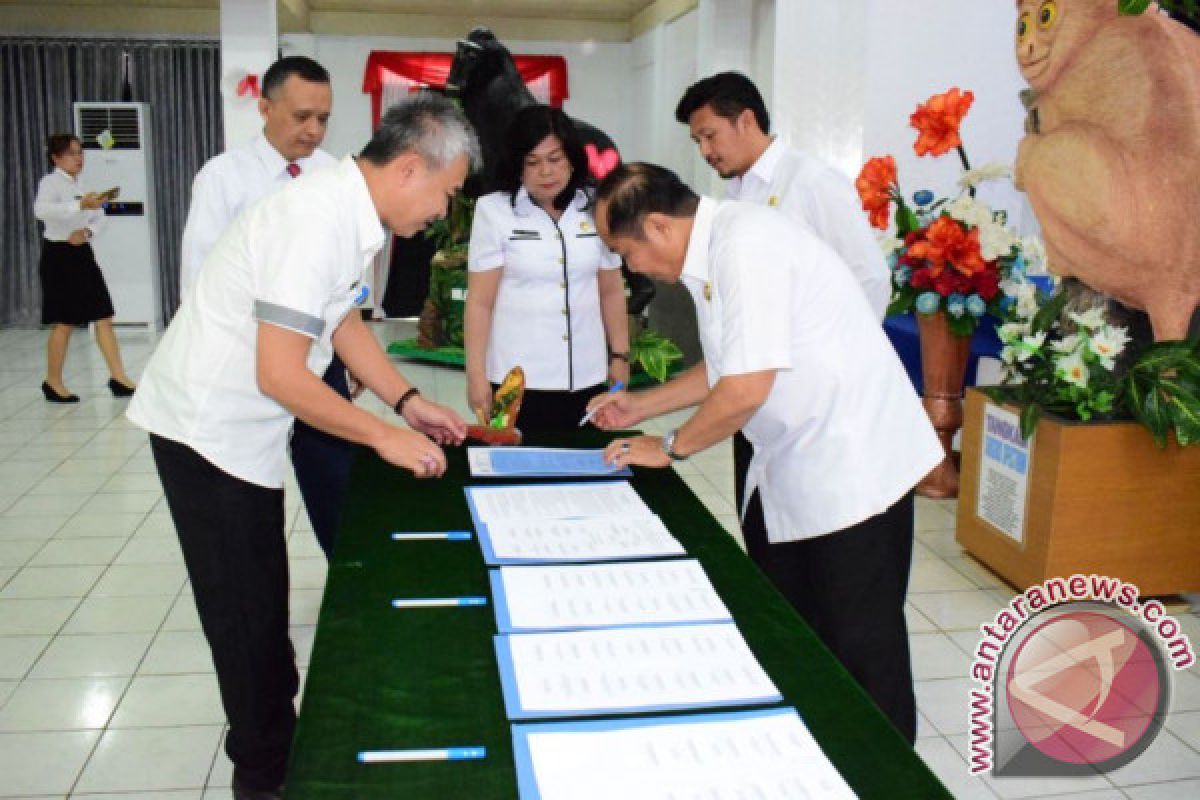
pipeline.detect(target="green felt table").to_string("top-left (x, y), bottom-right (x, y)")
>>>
top-left (286, 431), bottom-right (951, 799)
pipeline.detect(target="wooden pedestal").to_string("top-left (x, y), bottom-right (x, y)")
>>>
top-left (956, 388), bottom-right (1200, 596)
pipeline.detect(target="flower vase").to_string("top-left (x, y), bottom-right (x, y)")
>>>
top-left (916, 311), bottom-right (972, 498)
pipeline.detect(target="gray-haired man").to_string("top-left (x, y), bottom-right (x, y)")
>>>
top-left (127, 93), bottom-right (480, 800)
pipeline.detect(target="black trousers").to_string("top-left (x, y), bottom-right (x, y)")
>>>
top-left (500, 382), bottom-right (606, 434)
top-left (291, 354), bottom-right (354, 560)
top-left (150, 435), bottom-right (297, 791)
top-left (741, 478), bottom-right (918, 744)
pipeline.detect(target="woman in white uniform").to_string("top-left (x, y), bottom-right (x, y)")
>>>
top-left (465, 105), bottom-right (629, 432)
top-left (34, 133), bottom-right (136, 402)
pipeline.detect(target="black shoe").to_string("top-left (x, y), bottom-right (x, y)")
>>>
top-left (231, 777), bottom-right (283, 800)
top-left (107, 378), bottom-right (135, 397)
top-left (42, 381), bottom-right (79, 403)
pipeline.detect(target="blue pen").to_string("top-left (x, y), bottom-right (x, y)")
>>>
top-left (357, 746), bottom-right (487, 763)
top-left (390, 596), bottom-right (488, 609)
top-left (390, 531), bottom-right (473, 541)
top-left (578, 380), bottom-right (625, 427)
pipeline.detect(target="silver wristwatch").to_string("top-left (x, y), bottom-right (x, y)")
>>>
top-left (662, 428), bottom-right (688, 461)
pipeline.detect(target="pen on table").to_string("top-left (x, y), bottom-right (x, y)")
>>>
top-left (578, 380), bottom-right (625, 427)
top-left (390, 596), bottom-right (488, 609)
top-left (390, 531), bottom-right (473, 541)
top-left (357, 746), bottom-right (487, 763)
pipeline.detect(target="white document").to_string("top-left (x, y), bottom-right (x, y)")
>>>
top-left (479, 515), bottom-right (684, 564)
top-left (515, 708), bottom-right (857, 800)
top-left (466, 481), bottom-right (651, 524)
top-left (492, 559), bottom-right (732, 631)
top-left (467, 447), bottom-right (630, 478)
top-left (976, 403), bottom-right (1033, 544)
top-left (495, 622), bottom-right (781, 718)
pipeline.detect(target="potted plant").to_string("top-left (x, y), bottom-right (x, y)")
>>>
top-left (856, 88), bottom-right (1040, 497)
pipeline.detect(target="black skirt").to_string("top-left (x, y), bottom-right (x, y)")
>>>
top-left (39, 239), bottom-right (115, 325)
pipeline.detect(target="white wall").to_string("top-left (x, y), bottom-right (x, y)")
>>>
top-left (626, 9), bottom-right (700, 184)
top-left (220, 0), bottom-right (277, 146)
top-left (278, 33), bottom-right (633, 163)
top-left (862, 0), bottom-right (1035, 234)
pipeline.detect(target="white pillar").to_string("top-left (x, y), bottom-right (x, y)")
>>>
top-left (770, 0), bottom-right (868, 179)
top-left (220, 0), bottom-right (277, 148)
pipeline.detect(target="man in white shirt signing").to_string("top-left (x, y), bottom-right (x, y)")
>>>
top-left (128, 94), bottom-right (478, 799)
top-left (676, 72), bottom-right (893, 570)
top-left (181, 56), bottom-right (349, 560)
top-left (588, 163), bottom-right (942, 744)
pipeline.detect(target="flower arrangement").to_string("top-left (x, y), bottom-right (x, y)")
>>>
top-left (856, 88), bottom-right (1040, 336)
top-left (990, 276), bottom-right (1200, 446)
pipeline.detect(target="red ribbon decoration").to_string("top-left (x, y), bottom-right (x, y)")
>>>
top-left (237, 74), bottom-right (261, 99)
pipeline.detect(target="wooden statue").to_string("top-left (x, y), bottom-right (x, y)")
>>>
top-left (1013, 0), bottom-right (1200, 340)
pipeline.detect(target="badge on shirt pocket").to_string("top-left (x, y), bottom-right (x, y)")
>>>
top-left (768, 195), bottom-right (780, 207)
top-left (509, 228), bottom-right (541, 241)
top-left (576, 220), bottom-right (598, 239)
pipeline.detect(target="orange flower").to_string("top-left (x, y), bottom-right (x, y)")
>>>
top-left (855, 155), bottom-right (897, 230)
top-left (906, 216), bottom-right (988, 277)
top-left (910, 88), bottom-right (974, 158)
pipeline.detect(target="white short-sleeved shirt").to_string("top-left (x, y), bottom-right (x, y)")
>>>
top-left (727, 138), bottom-right (891, 320)
top-left (180, 133), bottom-right (338, 297)
top-left (33, 168), bottom-right (106, 241)
top-left (127, 156), bottom-right (383, 488)
top-left (468, 188), bottom-right (622, 390)
top-left (681, 197), bottom-right (943, 541)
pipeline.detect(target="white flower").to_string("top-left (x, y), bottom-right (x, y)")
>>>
top-left (1004, 280), bottom-right (1040, 319)
top-left (1020, 235), bottom-right (1047, 272)
top-left (945, 194), bottom-right (993, 229)
top-left (1050, 332), bottom-right (1082, 355)
top-left (997, 321), bottom-right (1031, 344)
top-left (1016, 331), bottom-right (1046, 362)
top-left (978, 220), bottom-right (1019, 261)
top-left (1088, 325), bottom-right (1131, 370)
top-left (1056, 349), bottom-right (1090, 389)
top-left (957, 162), bottom-right (1012, 190)
top-left (1068, 306), bottom-right (1108, 331)
top-left (878, 234), bottom-right (904, 257)
top-left (1000, 346), bottom-right (1018, 365)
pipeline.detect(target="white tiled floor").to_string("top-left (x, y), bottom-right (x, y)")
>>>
top-left (0, 322), bottom-right (1196, 799)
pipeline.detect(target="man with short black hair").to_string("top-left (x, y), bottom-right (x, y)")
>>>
top-left (588, 162), bottom-right (942, 745)
top-left (129, 93), bottom-right (480, 799)
top-left (677, 72), bottom-right (893, 573)
top-left (181, 55), bottom-right (351, 559)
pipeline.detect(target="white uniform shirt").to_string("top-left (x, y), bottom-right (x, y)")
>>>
top-left (33, 168), bottom-right (106, 241)
top-left (727, 138), bottom-right (891, 320)
top-left (180, 133), bottom-right (337, 297)
top-left (468, 188), bottom-right (622, 390)
top-left (128, 157), bottom-right (383, 488)
top-left (681, 197), bottom-right (943, 541)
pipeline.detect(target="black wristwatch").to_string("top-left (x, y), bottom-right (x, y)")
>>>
top-left (662, 428), bottom-right (688, 461)
top-left (608, 350), bottom-right (629, 363)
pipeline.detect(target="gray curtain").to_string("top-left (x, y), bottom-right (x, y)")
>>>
top-left (0, 36), bottom-right (223, 325)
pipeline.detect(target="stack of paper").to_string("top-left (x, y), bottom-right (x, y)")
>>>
top-left (512, 707), bottom-right (857, 800)
top-left (490, 560), bottom-right (732, 632)
top-left (465, 481), bottom-right (683, 565)
top-left (494, 622), bottom-right (781, 719)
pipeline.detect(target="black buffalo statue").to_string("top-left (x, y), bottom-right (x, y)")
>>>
top-left (446, 27), bottom-right (655, 314)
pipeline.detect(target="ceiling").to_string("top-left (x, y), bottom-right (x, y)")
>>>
top-left (0, 0), bottom-right (691, 41)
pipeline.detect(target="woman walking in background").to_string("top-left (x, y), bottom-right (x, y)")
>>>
top-left (34, 133), bottom-right (136, 402)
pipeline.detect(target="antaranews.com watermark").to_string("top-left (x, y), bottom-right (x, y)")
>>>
top-left (967, 574), bottom-right (1194, 776)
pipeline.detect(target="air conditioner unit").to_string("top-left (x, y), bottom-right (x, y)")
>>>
top-left (73, 102), bottom-right (161, 329)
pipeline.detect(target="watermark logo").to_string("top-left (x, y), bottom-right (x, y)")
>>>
top-left (967, 575), bottom-right (1193, 777)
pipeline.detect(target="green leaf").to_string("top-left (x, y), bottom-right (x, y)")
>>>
top-left (1030, 289), bottom-right (1069, 335)
top-left (1019, 403), bottom-right (1040, 440)
top-left (1118, 0), bottom-right (1153, 14)
top-left (895, 203), bottom-right (920, 237)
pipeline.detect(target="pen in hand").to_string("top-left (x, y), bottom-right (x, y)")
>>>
top-left (578, 381), bottom-right (624, 427)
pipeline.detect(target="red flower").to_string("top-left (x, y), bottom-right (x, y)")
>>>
top-left (973, 269), bottom-right (1000, 301)
top-left (910, 88), bottom-right (974, 158)
top-left (854, 155), bottom-right (897, 230)
top-left (906, 216), bottom-right (988, 278)
top-left (910, 267), bottom-right (935, 290)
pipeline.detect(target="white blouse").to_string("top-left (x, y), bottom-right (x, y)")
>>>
top-left (468, 188), bottom-right (622, 391)
top-left (33, 168), bottom-right (105, 242)
top-left (681, 197), bottom-right (943, 541)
